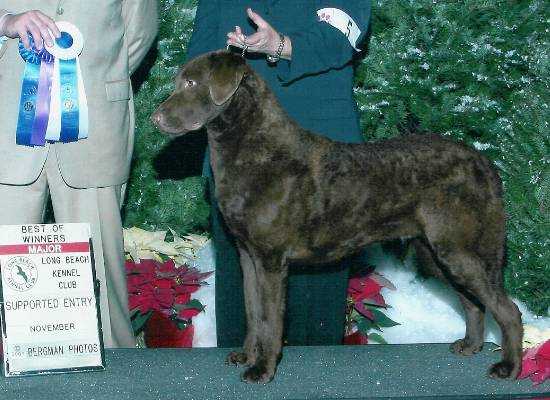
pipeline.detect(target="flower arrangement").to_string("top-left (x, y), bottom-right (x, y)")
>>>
top-left (344, 267), bottom-right (398, 345)
top-left (124, 227), bottom-right (212, 347)
top-left (518, 325), bottom-right (550, 385)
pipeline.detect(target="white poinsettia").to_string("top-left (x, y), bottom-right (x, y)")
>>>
top-left (123, 227), bottom-right (208, 265)
top-left (523, 325), bottom-right (550, 349)
top-left (169, 229), bottom-right (209, 265)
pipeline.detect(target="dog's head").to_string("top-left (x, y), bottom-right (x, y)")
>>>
top-left (152, 50), bottom-right (247, 135)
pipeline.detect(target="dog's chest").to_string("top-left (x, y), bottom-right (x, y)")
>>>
top-left (214, 168), bottom-right (307, 245)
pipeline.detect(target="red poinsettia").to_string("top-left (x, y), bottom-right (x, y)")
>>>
top-left (126, 258), bottom-right (212, 337)
top-left (144, 312), bottom-right (195, 348)
top-left (519, 339), bottom-right (550, 385)
top-left (343, 330), bottom-right (370, 345)
top-left (344, 270), bottom-right (398, 345)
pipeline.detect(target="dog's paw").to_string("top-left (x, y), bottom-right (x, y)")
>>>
top-left (450, 338), bottom-right (483, 356)
top-left (225, 351), bottom-right (248, 366)
top-left (241, 362), bottom-right (274, 384)
top-left (488, 361), bottom-right (520, 379)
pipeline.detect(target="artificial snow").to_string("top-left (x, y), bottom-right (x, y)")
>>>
top-left (191, 240), bottom-right (217, 348)
top-left (191, 242), bottom-right (549, 348)
top-left (371, 244), bottom-right (550, 345)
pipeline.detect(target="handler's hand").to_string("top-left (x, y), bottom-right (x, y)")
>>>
top-left (1, 11), bottom-right (61, 50)
top-left (227, 8), bottom-right (291, 59)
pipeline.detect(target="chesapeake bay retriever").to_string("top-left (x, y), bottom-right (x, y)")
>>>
top-left (152, 50), bottom-right (522, 383)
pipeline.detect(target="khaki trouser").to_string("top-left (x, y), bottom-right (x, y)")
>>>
top-left (0, 149), bottom-right (135, 348)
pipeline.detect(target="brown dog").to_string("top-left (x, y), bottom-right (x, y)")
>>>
top-left (152, 50), bottom-right (523, 383)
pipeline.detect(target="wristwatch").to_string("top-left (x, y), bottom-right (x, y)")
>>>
top-left (266, 33), bottom-right (285, 64)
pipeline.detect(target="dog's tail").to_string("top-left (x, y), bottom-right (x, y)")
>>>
top-left (476, 155), bottom-right (508, 280)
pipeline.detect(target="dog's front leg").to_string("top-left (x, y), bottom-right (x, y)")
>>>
top-left (241, 254), bottom-right (288, 384)
top-left (226, 244), bottom-right (261, 366)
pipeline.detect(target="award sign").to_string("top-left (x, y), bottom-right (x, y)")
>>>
top-left (0, 224), bottom-right (105, 376)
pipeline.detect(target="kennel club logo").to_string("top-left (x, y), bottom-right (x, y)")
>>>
top-left (2, 256), bottom-right (38, 292)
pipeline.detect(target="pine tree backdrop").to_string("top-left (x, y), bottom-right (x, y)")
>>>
top-left (124, 0), bottom-right (549, 316)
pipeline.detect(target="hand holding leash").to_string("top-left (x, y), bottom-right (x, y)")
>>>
top-left (226, 8), bottom-right (291, 61)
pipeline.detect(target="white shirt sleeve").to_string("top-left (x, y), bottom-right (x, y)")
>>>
top-left (317, 8), bottom-right (363, 51)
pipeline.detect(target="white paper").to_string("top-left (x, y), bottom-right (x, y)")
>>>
top-left (0, 223), bottom-right (104, 376)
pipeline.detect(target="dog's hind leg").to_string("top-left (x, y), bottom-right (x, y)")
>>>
top-left (239, 252), bottom-right (288, 384)
top-left (413, 238), bottom-right (485, 355)
top-left (428, 241), bottom-right (522, 379)
top-left (451, 294), bottom-right (485, 355)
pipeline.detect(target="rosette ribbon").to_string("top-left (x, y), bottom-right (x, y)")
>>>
top-left (15, 21), bottom-right (88, 147)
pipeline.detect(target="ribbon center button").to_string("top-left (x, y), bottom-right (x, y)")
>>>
top-left (56, 32), bottom-right (74, 49)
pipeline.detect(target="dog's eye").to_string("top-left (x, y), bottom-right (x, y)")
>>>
top-left (184, 79), bottom-right (196, 88)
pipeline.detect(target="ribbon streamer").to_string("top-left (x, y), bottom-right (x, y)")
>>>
top-left (15, 36), bottom-right (55, 146)
top-left (46, 23), bottom-right (87, 143)
top-left (16, 22), bottom-right (87, 147)
top-left (31, 59), bottom-right (54, 146)
top-left (58, 57), bottom-right (80, 142)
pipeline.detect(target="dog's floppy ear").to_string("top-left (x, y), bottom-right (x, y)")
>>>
top-left (209, 52), bottom-right (246, 106)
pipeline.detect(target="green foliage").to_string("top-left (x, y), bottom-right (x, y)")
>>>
top-left (176, 298), bottom-right (205, 312)
top-left (357, 315), bottom-right (380, 333)
top-left (352, 305), bottom-right (400, 341)
top-left (368, 333), bottom-right (388, 345)
top-left (370, 308), bottom-right (400, 328)
top-left (356, 0), bottom-right (549, 315)
top-left (124, 0), bottom-right (209, 235)
top-left (131, 310), bottom-right (153, 335)
top-left (126, 0), bottom-right (548, 314)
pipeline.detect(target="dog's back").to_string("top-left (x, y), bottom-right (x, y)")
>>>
top-left (231, 131), bottom-right (504, 267)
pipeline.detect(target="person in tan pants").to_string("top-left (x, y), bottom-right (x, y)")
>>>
top-left (0, 1), bottom-right (158, 348)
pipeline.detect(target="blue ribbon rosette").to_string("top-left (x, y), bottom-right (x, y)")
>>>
top-left (15, 21), bottom-right (88, 147)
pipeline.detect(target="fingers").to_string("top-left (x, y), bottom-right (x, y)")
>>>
top-left (226, 31), bottom-right (265, 53)
top-left (227, 25), bottom-right (245, 48)
top-left (235, 26), bottom-right (245, 43)
top-left (4, 10), bottom-right (59, 50)
top-left (27, 20), bottom-right (44, 49)
top-left (247, 8), bottom-right (267, 29)
top-left (227, 32), bottom-right (245, 49)
top-left (37, 12), bottom-right (61, 40)
top-left (226, 8), bottom-right (277, 55)
top-left (18, 28), bottom-right (31, 49)
top-left (30, 14), bottom-right (58, 48)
